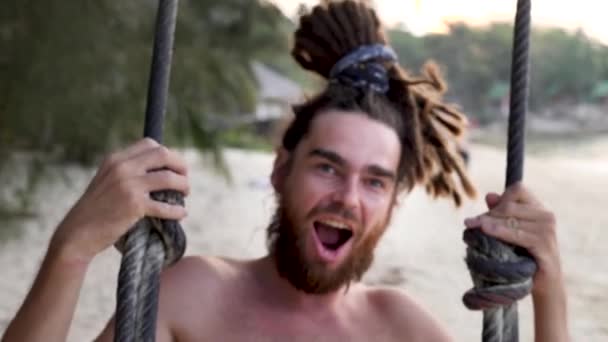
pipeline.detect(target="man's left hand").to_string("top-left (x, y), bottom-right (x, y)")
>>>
top-left (463, 182), bottom-right (562, 296)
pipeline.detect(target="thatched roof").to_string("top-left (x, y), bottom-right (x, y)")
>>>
top-left (251, 61), bottom-right (303, 103)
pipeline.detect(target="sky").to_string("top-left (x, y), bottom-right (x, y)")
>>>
top-left (270, 0), bottom-right (608, 45)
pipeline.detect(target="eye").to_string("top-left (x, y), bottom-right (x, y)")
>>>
top-left (367, 178), bottom-right (385, 189)
top-left (317, 163), bottom-right (336, 174)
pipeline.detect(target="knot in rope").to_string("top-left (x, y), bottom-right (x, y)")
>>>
top-left (462, 229), bottom-right (536, 310)
top-left (115, 190), bottom-right (187, 266)
top-left (114, 190), bottom-right (186, 342)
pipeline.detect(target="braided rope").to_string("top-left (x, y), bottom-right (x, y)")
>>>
top-left (462, 1), bottom-right (537, 341)
top-left (114, 1), bottom-right (186, 341)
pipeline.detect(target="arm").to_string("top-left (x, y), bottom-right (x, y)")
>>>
top-left (532, 280), bottom-right (568, 342)
top-left (464, 183), bottom-right (570, 342)
top-left (1, 138), bottom-right (189, 342)
top-left (1, 247), bottom-right (89, 342)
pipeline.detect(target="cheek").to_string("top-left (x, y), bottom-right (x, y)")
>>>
top-left (361, 198), bottom-right (394, 235)
top-left (285, 169), bottom-right (333, 212)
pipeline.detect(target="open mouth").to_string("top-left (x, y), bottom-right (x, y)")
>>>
top-left (313, 220), bottom-right (353, 252)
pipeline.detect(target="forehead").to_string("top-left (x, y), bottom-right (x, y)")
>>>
top-left (299, 110), bottom-right (401, 171)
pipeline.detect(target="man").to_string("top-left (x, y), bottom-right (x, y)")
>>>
top-left (1, 122), bottom-right (569, 341)
top-left (2, 1), bottom-right (569, 341)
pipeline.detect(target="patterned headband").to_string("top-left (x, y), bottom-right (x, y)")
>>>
top-left (329, 44), bottom-right (398, 93)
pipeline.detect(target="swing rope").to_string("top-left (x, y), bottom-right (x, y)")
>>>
top-left (113, 1), bottom-right (186, 341)
top-left (462, 1), bottom-right (537, 341)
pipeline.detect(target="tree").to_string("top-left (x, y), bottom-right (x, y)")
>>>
top-left (0, 0), bottom-right (289, 221)
top-left (0, 0), bottom-right (288, 165)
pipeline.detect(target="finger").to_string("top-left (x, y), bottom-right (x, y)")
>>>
top-left (141, 170), bottom-right (190, 196)
top-left (479, 221), bottom-right (536, 249)
top-left (102, 138), bottom-right (159, 169)
top-left (464, 214), bottom-right (534, 231)
top-left (95, 138), bottom-right (160, 181)
top-left (129, 146), bottom-right (189, 176)
top-left (476, 214), bottom-right (540, 232)
top-left (92, 147), bottom-right (188, 204)
top-left (488, 201), bottom-right (549, 222)
top-left (145, 198), bottom-right (188, 220)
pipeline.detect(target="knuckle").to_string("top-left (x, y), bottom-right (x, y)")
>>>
top-left (159, 170), bottom-right (176, 184)
top-left (502, 202), bottom-right (516, 216)
top-left (156, 145), bottom-right (171, 159)
top-left (112, 161), bottom-right (132, 179)
top-left (491, 202), bottom-right (511, 217)
top-left (101, 153), bottom-right (118, 169)
top-left (142, 137), bottom-right (159, 148)
top-left (157, 201), bottom-right (183, 219)
top-left (512, 182), bottom-right (526, 193)
top-left (151, 171), bottom-right (188, 193)
top-left (168, 173), bottom-right (189, 194)
top-left (480, 216), bottom-right (495, 229)
top-left (177, 155), bottom-right (188, 172)
top-left (507, 183), bottom-right (527, 200)
top-left (116, 179), bottom-right (133, 197)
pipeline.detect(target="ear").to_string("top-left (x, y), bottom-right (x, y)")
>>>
top-left (271, 148), bottom-right (291, 193)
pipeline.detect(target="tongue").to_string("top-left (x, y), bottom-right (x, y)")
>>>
top-left (316, 223), bottom-right (340, 245)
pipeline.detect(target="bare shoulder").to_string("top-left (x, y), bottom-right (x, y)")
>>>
top-left (159, 254), bottom-right (242, 306)
top-left (160, 254), bottom-right (236, 289)
top-left (365, 286), bottom-right (453, 342)
top-left (94, 255), bottom-right (233, 342)
top-left (157, 255), bottom-right (241, 335)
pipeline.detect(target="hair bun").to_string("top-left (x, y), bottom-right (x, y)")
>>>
top-left (291, 1), bottom-right (388, 79)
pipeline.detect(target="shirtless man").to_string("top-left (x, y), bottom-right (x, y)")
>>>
top-left (2, 1), bottom-right (569, 341)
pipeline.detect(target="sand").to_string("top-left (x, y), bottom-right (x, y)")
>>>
top-left (0, 143), bottom-right (606, 341)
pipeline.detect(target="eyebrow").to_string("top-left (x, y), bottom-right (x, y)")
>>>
top-left (308, 148), bottom-right (396, 181)
top-left (308, 148), bottom-right (345, 166)
top-left (366, 165), bottom-right (396, 181)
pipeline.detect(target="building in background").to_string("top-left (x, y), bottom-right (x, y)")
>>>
top-left (251, 61), bottom-right (304, 122)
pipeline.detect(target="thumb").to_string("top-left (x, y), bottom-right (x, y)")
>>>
top-left (485, 192), bottom-right (501, 209)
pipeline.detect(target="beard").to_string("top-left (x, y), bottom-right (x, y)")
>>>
top-left (266, 194), bottom-right (390, 295)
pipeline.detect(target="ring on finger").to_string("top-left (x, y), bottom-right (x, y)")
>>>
top-left (506, 216), bottom-right (519, 230)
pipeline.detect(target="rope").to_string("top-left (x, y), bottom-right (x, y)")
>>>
top-left (114, 1), bottom-right (186, 341)
top-left (462, 1), bottom-right (538, 341)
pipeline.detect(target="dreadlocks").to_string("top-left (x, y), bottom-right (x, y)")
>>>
top-left (282, 0), bottom-right (476, 206)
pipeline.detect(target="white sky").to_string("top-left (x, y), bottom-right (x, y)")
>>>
top-left (270, 0), bottom-right (608, 44)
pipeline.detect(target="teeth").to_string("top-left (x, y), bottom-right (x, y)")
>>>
top-left (318, 219), bottom-right (350, 230)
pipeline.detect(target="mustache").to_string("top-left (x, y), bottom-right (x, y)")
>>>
top-left (308, 201), bottom-right (359, 223)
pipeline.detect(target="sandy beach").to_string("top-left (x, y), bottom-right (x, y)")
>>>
top-left (0, 142), bottom-right (606, 341)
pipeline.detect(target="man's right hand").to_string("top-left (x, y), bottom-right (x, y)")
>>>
top-left (49, 138), bottom-right (190, 264)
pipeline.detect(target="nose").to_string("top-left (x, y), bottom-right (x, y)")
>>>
top-left (333, 177), bottom-right (360, 210)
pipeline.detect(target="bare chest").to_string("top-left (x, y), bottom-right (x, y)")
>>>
top-left (175, 301), bottom-right (395, 342)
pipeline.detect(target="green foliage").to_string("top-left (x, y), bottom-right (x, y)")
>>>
top-left (0, 0), bottom-right (288, 231)
top-left (0, 0), bottom-right (288, 165)
top-left (387, 23), bottom-right (608, 120)
top-left (219, 128), bottom-right (274, 151)
top-left (591, 81), bottom-right (608, 100)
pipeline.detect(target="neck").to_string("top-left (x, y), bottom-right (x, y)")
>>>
top-left (250, 255), bottom-right (349, 314)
